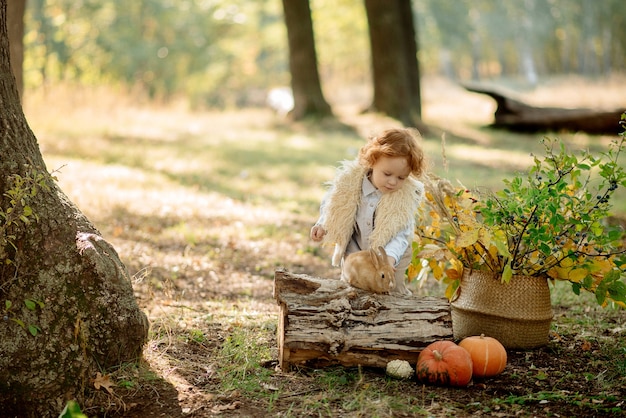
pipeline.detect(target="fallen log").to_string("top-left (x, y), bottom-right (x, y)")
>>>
top-left (464, 83), bottom-right (625, 135)
top-left (273, 269), bottom-right (452, 371)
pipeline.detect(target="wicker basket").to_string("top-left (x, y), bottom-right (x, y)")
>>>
top-left (451, 270), bottom-right (553, 349)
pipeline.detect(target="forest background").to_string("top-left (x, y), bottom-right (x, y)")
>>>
top-left (19, 0), bottom-right (626, 108)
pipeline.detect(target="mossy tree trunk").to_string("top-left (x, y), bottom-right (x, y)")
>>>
top-left (0, 2), bottom-right (148, 416)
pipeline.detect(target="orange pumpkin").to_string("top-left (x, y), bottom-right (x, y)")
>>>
top-left (415, 341), bottom-right (473, 387)
top-left (459, 334), bottom-right (507, 378)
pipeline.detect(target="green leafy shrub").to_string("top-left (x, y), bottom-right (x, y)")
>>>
top-left (0, 165), bottom-right (52, 263)
top-left (412, 116), bottom-right (626, 306)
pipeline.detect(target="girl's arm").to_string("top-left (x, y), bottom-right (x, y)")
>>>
top-left (384, 222), bottom-right (413, 267)
top-left (311, 190), bottom-right (330, 241)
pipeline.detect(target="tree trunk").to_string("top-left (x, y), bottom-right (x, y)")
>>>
top-left (0, 2), bottom-right (148, 416)
top-left (7, 0), bottom-right (24, 100)
top-left (364, 0), bottom-right (424, 129)
top-left (464, 83), bottom-right (625, 135)
top-left (399, 0), bottom-right (422, 117)
top-left (273, 269), bottom-right (452, 371)
top-left (281, 0), bottom-right (332, 120)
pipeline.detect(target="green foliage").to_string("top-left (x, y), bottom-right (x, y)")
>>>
top-left (0, 165), bottom-right (52, 262)
top-left (59, 400), bottom-right (87, 418)
top-left (414, 116), bottom-right (626, 306)
top-left (22, 0), bottom-right (626, 105)
top-left (24, 0), bottom-right (287, 105)
top-left (1, 165), bottom-right (53, 336)
top-left (4, 298), bottom-right (45, 336)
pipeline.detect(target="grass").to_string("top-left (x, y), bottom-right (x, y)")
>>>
top-left (21, 76), bottom-right (626, 417)
top-left (28, 81), bottom-right (626, 218)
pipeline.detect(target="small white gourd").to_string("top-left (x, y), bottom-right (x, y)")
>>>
top-left (386, 359), bottom-right (414, 379)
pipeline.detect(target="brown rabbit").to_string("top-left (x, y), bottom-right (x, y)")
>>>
top-left (341, 246), bottom-right (395, 293)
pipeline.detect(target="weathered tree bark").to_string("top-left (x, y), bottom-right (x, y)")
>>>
top-left (0, 2), bottom-right (148, 416)
top-left (281, 0), bottom-right (332, 120)
top-left (273, 269), bottom-right (452, 371)
top-left (464, 83), bottom-right (625, 135)
top-left (7, 0), bottom-right (24, 100)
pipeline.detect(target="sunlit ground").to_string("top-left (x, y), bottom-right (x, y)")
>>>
top-left (19, 75), bottom-right (626, 416)
top-left (23, 75), bottom-right (626, 274)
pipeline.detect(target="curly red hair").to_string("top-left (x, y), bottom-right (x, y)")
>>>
top-left (358, 128), bottom-right (425, 177)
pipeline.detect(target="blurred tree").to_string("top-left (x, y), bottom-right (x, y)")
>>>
top-left (281, 0), bottom-right (331, 119)
top-left (310, 0), bottom-right (370, 90)
top-left (14, 0), bottom-right (626, 108)
top-left (364, 0), bottom-right (423, 127)
top-left (0, 1), bottom-right (148, 415)
top-left (7, 0), bottom-right (25, 100)
top-left (418, 0), bottom-right (626, 81)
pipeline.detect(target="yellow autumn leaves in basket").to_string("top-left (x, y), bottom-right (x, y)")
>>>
top-left (409, 132), bottom-right (626, 307)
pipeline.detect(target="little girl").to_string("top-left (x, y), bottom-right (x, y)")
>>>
top-left (310, 128), bottom-right (426, 296)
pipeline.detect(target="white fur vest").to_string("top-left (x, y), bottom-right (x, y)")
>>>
top-left (320, 160), bottom-right (424, 266)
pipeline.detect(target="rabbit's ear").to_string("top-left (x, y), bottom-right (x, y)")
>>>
top-left (377, 246), bottom-right (387, 263)
top-left (369, 248), bottom-right (380, 269)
